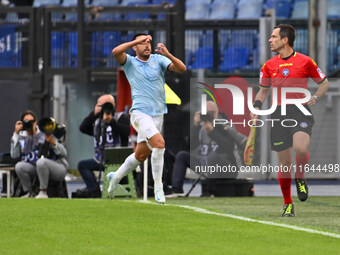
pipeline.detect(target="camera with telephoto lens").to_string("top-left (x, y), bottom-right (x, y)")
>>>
top-left (38, 117), bottom-right (66, 140)
top-left (200, 111), bottom-right (215, 123)
top-left (22, 120), bottom-right (35, 131)
top-left (100, 102), bottom-right (115, 116)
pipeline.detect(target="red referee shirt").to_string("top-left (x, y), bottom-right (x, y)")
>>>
top-left (259, 51), bottom-right (327, 105)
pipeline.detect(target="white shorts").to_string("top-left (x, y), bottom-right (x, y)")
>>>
top-left (130, 110), bottom-right (164, 144)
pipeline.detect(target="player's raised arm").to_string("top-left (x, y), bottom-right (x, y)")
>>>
top-left (112, 35), bottom-right (152, 65)
top-left (155, 43), bottom-right (186, 73)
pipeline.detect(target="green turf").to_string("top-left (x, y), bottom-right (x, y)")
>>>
top-left (0, 197), bottom-right (339, 255)
top-left (167, 196), bottom-right (340, 233)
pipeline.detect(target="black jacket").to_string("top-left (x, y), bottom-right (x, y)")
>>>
top-left (79, 111), bottom-right (130, 147)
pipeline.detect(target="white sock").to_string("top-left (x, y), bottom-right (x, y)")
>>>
top-left (151, 148), bottom-right (165, 186)
top-left (113, 153), bottom-right (140, 184)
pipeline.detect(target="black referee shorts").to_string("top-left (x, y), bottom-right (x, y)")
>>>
top-left (270, 105), bottom-right (314, 152)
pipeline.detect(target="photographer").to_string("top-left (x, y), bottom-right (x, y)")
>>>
top-left (168, 101), bottom-right (241, 197)
top-left (74, 94), bottom-right (130, 198)
top-left (10, 110), bottom-right (69, 198)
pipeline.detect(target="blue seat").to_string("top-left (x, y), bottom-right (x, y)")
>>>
top-left (275, 0), bottom-right (292, 18)
top-left (186, 0), bottom-right (210, 5)
top-left (62, 0), bottom-right (91, 6)
top-left (219, 30), bottom-right (231, 53)
top-left (151, 0), bottom-right (176, 4)
top-left (291, 0), bottom-right (308, 19)
top-left (294, 29), bottom-right (308, 55)
top-left (236, 1), bottom-right (263, 19)
top-left (185, 30), bottom-right (203, 52)
top-left (327, 0), bottom-right (340, 19)
top-left (230, 30), bottom-right (257, 49)
top-left (219, 46), bottom-right (250, 72)
top-left (209, 2), bottom-right (235, 19)
top-left (185, 48), bottom-right (193, 69)
top-left (50, 31), bottom-right (77, 68)
top-left (185, 3), bottom-right (210, 20)
top-left (121, 0), bottom-right (150, 5)
top-left (201, 31), bottom-right (213, 47)
top-left (91, 31), bottom-right (121, 67)
top-left (191, 46), bottom-right (214, 70)
top-left (33, 0), bottom-right (60, 6)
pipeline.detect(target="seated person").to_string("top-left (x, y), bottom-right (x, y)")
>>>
top-left (10, 110), bottom-right (69, 198)
top-left (168, 101), bottom-right (245, 197)
top-left (74, 94), bottom-right (130, 198)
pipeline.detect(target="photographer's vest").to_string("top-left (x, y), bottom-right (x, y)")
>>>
top-left (93, 118), bottom-right (119, 164)
top-left (19, 131), bottom-right (45, 164)
top-left (198, 128), bottom-right (218, 166)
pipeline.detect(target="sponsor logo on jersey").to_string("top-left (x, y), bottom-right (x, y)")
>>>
top-left (279, 63), bottom-right (293, 67)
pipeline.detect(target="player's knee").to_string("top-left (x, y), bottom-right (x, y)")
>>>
top-left (135, 152), bottom-right (149, 162)
top-left (149, 136), bottom-right (165, 149)
top-left (294, 146), bottom-right (309, 157)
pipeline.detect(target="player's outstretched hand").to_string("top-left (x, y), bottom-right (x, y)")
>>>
top-left (155, 43), bottom-right (170, 56)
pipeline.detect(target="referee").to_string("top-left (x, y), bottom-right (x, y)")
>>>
top-left (252, 24), bottom-right (329, 216)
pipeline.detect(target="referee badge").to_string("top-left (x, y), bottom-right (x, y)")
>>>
top-left (282, 69), bottom-right (289, 76)
top-left (300, 122), bottom-right (308, 128)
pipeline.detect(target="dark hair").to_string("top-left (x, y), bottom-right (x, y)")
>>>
top-left (133, 32), bottom-right (148, 41)
top-left (274, 24), bottom-right (296, 47)
top-left (21, 110), bottom-right (37, 122)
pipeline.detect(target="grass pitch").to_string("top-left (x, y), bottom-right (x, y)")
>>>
top-left (0, 197), bottom-right (339, 255)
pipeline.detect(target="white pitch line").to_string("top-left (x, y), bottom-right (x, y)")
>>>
top-left (137, 200), bottom-right (340, 239)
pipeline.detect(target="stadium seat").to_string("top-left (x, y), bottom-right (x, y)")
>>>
top-left (219, 46), bottom-right (250, 72)
top-left (201, 31), bottom-right (213, 47)
top-left (275, 0), bottom-right (292, 18)
top-left (50, 31), bottom-right (77, 68)
top-left (327, 0), bottom-right (340, 19)
top-left (185, 30), bottom-right (203, 52)
top-left (294, 29), bottom-right (308, 55)
top-left (186, 0), bottom-right (211, 5)
top-left (185, 3), bottom-right (210, 20)
top-left (185, 48), bottom-right (193, 68)
top-left (291, 0), bottom-right (308, 19)
top-left (33, 0), bottom-right (60, 7)
top-left (209, 2), bottom-right (235, 20)
top-left (123, 2), bottom-right (151, 20)
top-left (62, 0), bottom-right (91, 6)
top-left (121, 0), bottom-right (150, 6)
top-left (230, 30), bottom-right (257, 49)
top-left (151, 0), bottom-right (177, 4)
top-left (236, 1), bottom-right (263, 19)
top-left (219, 30), bottom-right (231, 53)
top-left (4, 12), bottom-right (19, 22)
top-left (191, 46), bottom-right (214, 70)
top-left (91, 31), bottom-right (121, 67)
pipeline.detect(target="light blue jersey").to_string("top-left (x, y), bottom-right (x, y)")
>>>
top-left (122, 54), bottom-right (172, 116)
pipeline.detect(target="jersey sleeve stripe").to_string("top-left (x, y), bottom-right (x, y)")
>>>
top-left (317, 77), bottom-right (327, 85)
top-left (258, 85), bottom-right (270, 89)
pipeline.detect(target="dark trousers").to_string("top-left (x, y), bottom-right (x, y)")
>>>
top-left (78, 159), bottom-right (102, 191)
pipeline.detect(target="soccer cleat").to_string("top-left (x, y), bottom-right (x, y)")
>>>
top-left (107, 172), bottom-right (118, 199)
top-left (282, 203), bottom-right (295, 217)
top-left (154, 186), bottom-right (166, 204)
top-left (295, 178), bottom-right (308, 202)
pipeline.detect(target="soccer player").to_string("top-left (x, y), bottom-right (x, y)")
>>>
top-left (251, 24), bottom-right (329, 216)
top-left (107, 33), bottom-right (186, 203)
